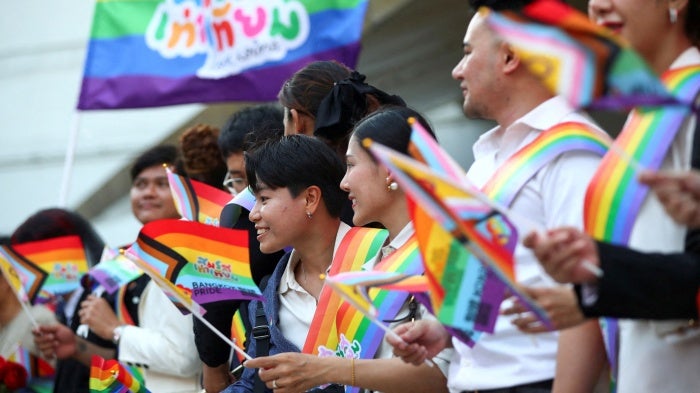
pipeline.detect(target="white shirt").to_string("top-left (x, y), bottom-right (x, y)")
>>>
top-left (118, 281), bottom-right (202, 393)
top-left (278, 222), bottom-right (352, 349)
top-left (617, 46), bottom-right (700, 393)
top-left (449, 96), bottom-right (605, 391)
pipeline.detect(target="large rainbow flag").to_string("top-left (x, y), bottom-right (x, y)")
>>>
top-left (77, 0), bottom-right (369, 109)
top-left (126, 219), bottom-right (262, 305)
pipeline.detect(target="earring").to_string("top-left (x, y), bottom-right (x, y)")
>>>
top-left (306, 211), bottom-right (313, 219)
top-left (386, 177), bottom-right (399, 191)
top-left (669, 7), bottom-right (678, 24)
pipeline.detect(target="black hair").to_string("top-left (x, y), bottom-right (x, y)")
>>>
top-left (278, 60), bottom-right (405, 159)
top-left (129, 144), bottom-right (184, 181)
top-left (219, 104), bottom-right (285, 158)
top-left (11, 208), bottom-right (106, 267)
top-left (245, 135), bottom-right (347, 218)
top-left (352, 106), bottom-right (437, 160)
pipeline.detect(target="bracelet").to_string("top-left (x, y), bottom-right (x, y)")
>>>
top-left (350, 357), bottom-right (355, 386)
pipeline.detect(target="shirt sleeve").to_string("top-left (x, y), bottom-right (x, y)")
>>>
top-left (576, 241), bottom-right (700, 320)
top-left (117, 282), bottom-right (201, 376)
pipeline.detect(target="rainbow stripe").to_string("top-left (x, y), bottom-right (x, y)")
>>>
top-left (8, 346), bottom-right (55, 393)
top-left (483, 122), bottom-right (611, 206)
top-left (127, 219), bottom-right (262, 305)
top-left (302, 227), bottom-right (387, 360)
top-left (78, 0), bottom-right (368, 109)
top-left (12, 235), bottom-right (89, 300)
top-left (124, 250), bottom-right (207, 317)
top-left (585, 65), bottom-right (700, 243)
top-left (166, 166), bottom-right (232, 226)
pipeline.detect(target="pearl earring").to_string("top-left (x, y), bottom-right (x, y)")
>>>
top-left (306, 211), bottom-right (313, 219)
top-left (669, 7), bottom-right (678, 24)
top-left (387, 180), bottom-right (399, 191)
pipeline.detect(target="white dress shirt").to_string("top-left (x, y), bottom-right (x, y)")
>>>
top-left (118, 281), bottom-right (202, 393)
top-left (617, 46), bottom-right (700, 393)
top-left (448, 96), bottom-right (605, 391)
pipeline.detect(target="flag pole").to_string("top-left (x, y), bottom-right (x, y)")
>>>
top-left (59, 112), bottom-right (82, 207)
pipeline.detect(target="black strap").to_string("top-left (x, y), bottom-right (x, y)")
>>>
top-left (253, 275), bottom-right (272, 393)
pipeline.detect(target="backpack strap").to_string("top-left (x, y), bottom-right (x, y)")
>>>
top-left (253, 275), bottom-right (272, 393)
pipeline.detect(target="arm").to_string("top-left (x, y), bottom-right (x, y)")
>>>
top-left (577, 241), bottom-right (700, 320)
top-left (33, 324), bottom-right (116, 366)
top-left (245, 353), bottom-right (447, 393)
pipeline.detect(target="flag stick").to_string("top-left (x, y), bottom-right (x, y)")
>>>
top-left (58, 112), bottom-right (82, 207)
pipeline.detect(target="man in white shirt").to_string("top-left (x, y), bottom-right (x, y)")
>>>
top-left (387, 5), bottom-right (608, 393)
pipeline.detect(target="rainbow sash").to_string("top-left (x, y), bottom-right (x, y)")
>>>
top-left (585, 65), bottom-right (700, 244)
top-left (483, 121), bottom-right (611, 206)
top-left (364, 235), bottom-right (425, 337)
top-left (302, 227), bottom-right (387, 361)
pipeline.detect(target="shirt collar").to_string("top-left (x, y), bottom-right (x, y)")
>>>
top-left (473, 96), bottom-right (578, 162)
top-left (670, 46), bottom-right (700, 69)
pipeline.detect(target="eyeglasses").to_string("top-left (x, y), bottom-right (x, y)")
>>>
top-left (223, 172), bottom-right (247, 196)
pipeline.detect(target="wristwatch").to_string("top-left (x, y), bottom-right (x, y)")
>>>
top-left (112, 325), bottom-right (126, 345)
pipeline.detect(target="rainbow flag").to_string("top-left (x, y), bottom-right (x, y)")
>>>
top-left (12, 235), bottom-right (89, 301)
top-left (77, 0), bottom-right (369, 110)
top-left (585, 65), bottom-right (700, 243)
top-left (89, 247), bottom-right (143, 295)
top-left (0, 245), bottom-right (44, 304)
top-left (483, 0), bottom-right (677, 110)
top-left (367, 141), bottom-right (553, 328)
top-left (123, 250), bottom-right (207, 317)
top-left (165, 166), bottom-right (232, 226)
top-left (404, 118), bottom-right (506, 340)
top-left (89, 355), bottom-right (149, 393)
top-left (126, 219), bottom-right (262, 305)
top-left (302, 227), bottom-right (388, 362)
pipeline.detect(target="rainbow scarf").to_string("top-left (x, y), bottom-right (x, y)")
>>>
top-left (585, 65), bottom-right (700, 244)
top-left (302, 227), bottom-right (387, 361)
top-left (483, 121), bottom-right (611, 207)
top-left (584, 65), bottom-right (700, 393)
top-left (364, 235), bottom-right (424, 330)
